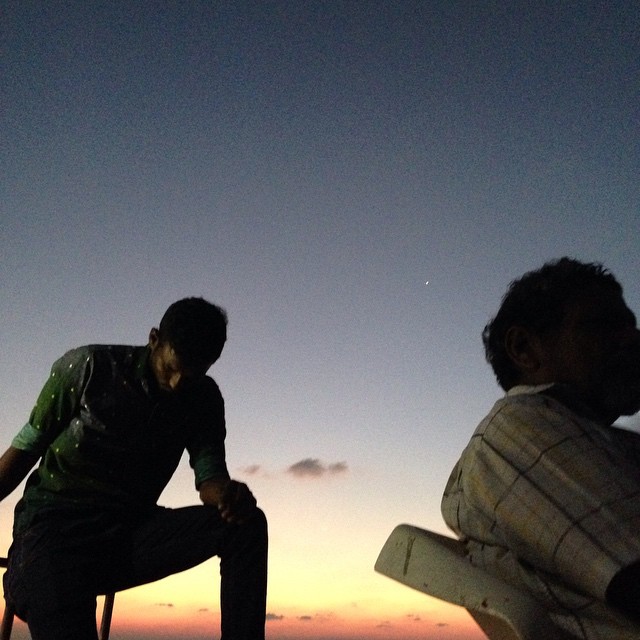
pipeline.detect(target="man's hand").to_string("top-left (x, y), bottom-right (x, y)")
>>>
top-left (199, 478), bottom-right (258, 524)
top-left (218, 480), bottom-right (258, 524)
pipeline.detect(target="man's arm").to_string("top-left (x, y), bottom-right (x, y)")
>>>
top-left (0, 446), bottom-right (39, 502)
top-left (199, 477), bottom-right (258, 524)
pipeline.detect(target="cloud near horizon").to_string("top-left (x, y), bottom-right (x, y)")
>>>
top-left (266, 613), bottom-right (284, 621)
top-left (287, 458), bottom-right (348, 478)
top-left (241, 464), bottom-right (262, 475)
top-left (237, 459), bottom-right (349, 478)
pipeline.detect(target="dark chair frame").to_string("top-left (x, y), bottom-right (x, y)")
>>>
top-left (0, 557), bottom-right (115, 640)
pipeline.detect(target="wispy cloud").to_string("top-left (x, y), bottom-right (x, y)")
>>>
top-left (241, 464), bottom-right (262, 475)
top-left (287, 458), bottom-right (348, 478)
top-left (266, 612), bottom-right (284, 621)
top-left (236, 459), bottom-right (349, 479)
top-left (291, 612), bottom-right (337, 625)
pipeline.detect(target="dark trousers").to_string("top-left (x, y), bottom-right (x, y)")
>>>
top-left (4, 505), bottom-right (268, 640)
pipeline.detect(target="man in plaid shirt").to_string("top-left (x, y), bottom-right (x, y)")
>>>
top-left (442, 258), bottom-right (640, 639)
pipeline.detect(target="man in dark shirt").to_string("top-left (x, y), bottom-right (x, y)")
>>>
top-left (0, 297), bottom-right (268, 640)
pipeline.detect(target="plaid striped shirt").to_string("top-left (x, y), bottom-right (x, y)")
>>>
top-left (442, 385), bottom-right (640, 638)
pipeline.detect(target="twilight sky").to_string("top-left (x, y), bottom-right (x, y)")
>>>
top-left (2, 2), bottom-right (639, 639)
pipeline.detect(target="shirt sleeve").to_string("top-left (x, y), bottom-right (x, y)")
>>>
top-left (12, 348), bottom-right (91, 456)
top-left (444, 393), bottom-right (640, 602)
top-left (186, 378), bottom-right (230, 487)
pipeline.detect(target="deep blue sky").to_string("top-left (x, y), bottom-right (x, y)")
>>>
top-left (2, 1), bottom-right (639, 635)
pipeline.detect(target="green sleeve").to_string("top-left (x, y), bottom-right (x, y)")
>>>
top-left (191, 442), bottom-right (230, 487)
top-left (12, 348), bottom-right (90, 456)
top-left (187, 379), bottom-right (230, 487)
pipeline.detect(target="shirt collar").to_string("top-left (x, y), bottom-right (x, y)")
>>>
top-left (508, 382), bottom-right (606, 424)
top-left (506, 383), bottom-right (555, 396)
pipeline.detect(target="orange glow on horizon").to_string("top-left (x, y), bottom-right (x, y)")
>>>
top-left (1, 591), bottom-right (486, 640)
top-left (98, 606), bottom-right (485, 640)
top-left (112, 581), bottom-right (485, 640)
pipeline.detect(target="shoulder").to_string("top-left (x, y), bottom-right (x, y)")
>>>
top-left (48, 345), bottom-right (96, 380)
top-left (194, 375), bottom-right (225, 405)
top-left (480, 386), bottom-right (579, 430)
top-left (83, 344), bottom-right (141, 359)
top-left (50, 344), bottom-right (145, 380)
top-left (54, 344), bottom-right (135, 362)
top-left (180, 376), bottom-right (226, 434)
top-left (53, 345), bottom-right (93, 365)
top-left (175, 375), bottom-right (225, 414)
top-left (70, 344), bottom-right (145, 368)
top-left (471, 386), bottom-right (607, 464)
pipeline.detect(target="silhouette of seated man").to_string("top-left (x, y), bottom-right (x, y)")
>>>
top-left (0, 297), bottom-right (267, 640)
top-left (442, 258), bottom-right (640, 639)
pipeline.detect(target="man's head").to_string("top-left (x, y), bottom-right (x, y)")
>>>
top-left (148, 297), bottom-right (228, 392)
top-left (483, 257), bottom-right (640, 422)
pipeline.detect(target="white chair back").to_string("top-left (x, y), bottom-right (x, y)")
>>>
top-left (375, 524), bottom-right (573, 640)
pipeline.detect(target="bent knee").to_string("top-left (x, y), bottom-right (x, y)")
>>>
top-left (250, 507), bottom-right (268, 534)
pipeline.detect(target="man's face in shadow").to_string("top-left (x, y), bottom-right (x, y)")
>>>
top-left (536, 286), bottom-right (640, 422)
top-left (148, 328), bottom-right (211, 393)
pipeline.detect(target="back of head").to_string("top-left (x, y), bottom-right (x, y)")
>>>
top-left (158, 297), bottom-right (228, 370)
top-left (483, 257), bottom-right (622, 390)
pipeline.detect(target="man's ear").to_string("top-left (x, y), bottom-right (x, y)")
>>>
top-left (504, 325), bottom-right (544, 377)
top-left (148, 327), bottom-right (160, 348)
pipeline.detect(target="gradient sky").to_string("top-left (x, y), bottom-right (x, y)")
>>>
top-left (2, 2), bottom-right (639, 639)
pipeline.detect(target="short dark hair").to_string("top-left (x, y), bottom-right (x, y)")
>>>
top-left (158, 297), bottom-right (228, 369)
top-left (483, 257), bottom-right (622, 390)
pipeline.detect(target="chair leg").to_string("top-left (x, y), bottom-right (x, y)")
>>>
top-left (1, 602), bottom-right (15, 640)
top-left (99, 593), bottom-right (115, 640)
top-left (0, 594), bottom-right (115, 640)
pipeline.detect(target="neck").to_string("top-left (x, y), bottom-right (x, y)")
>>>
top-left (541, 384), bottom-right (618, 425)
